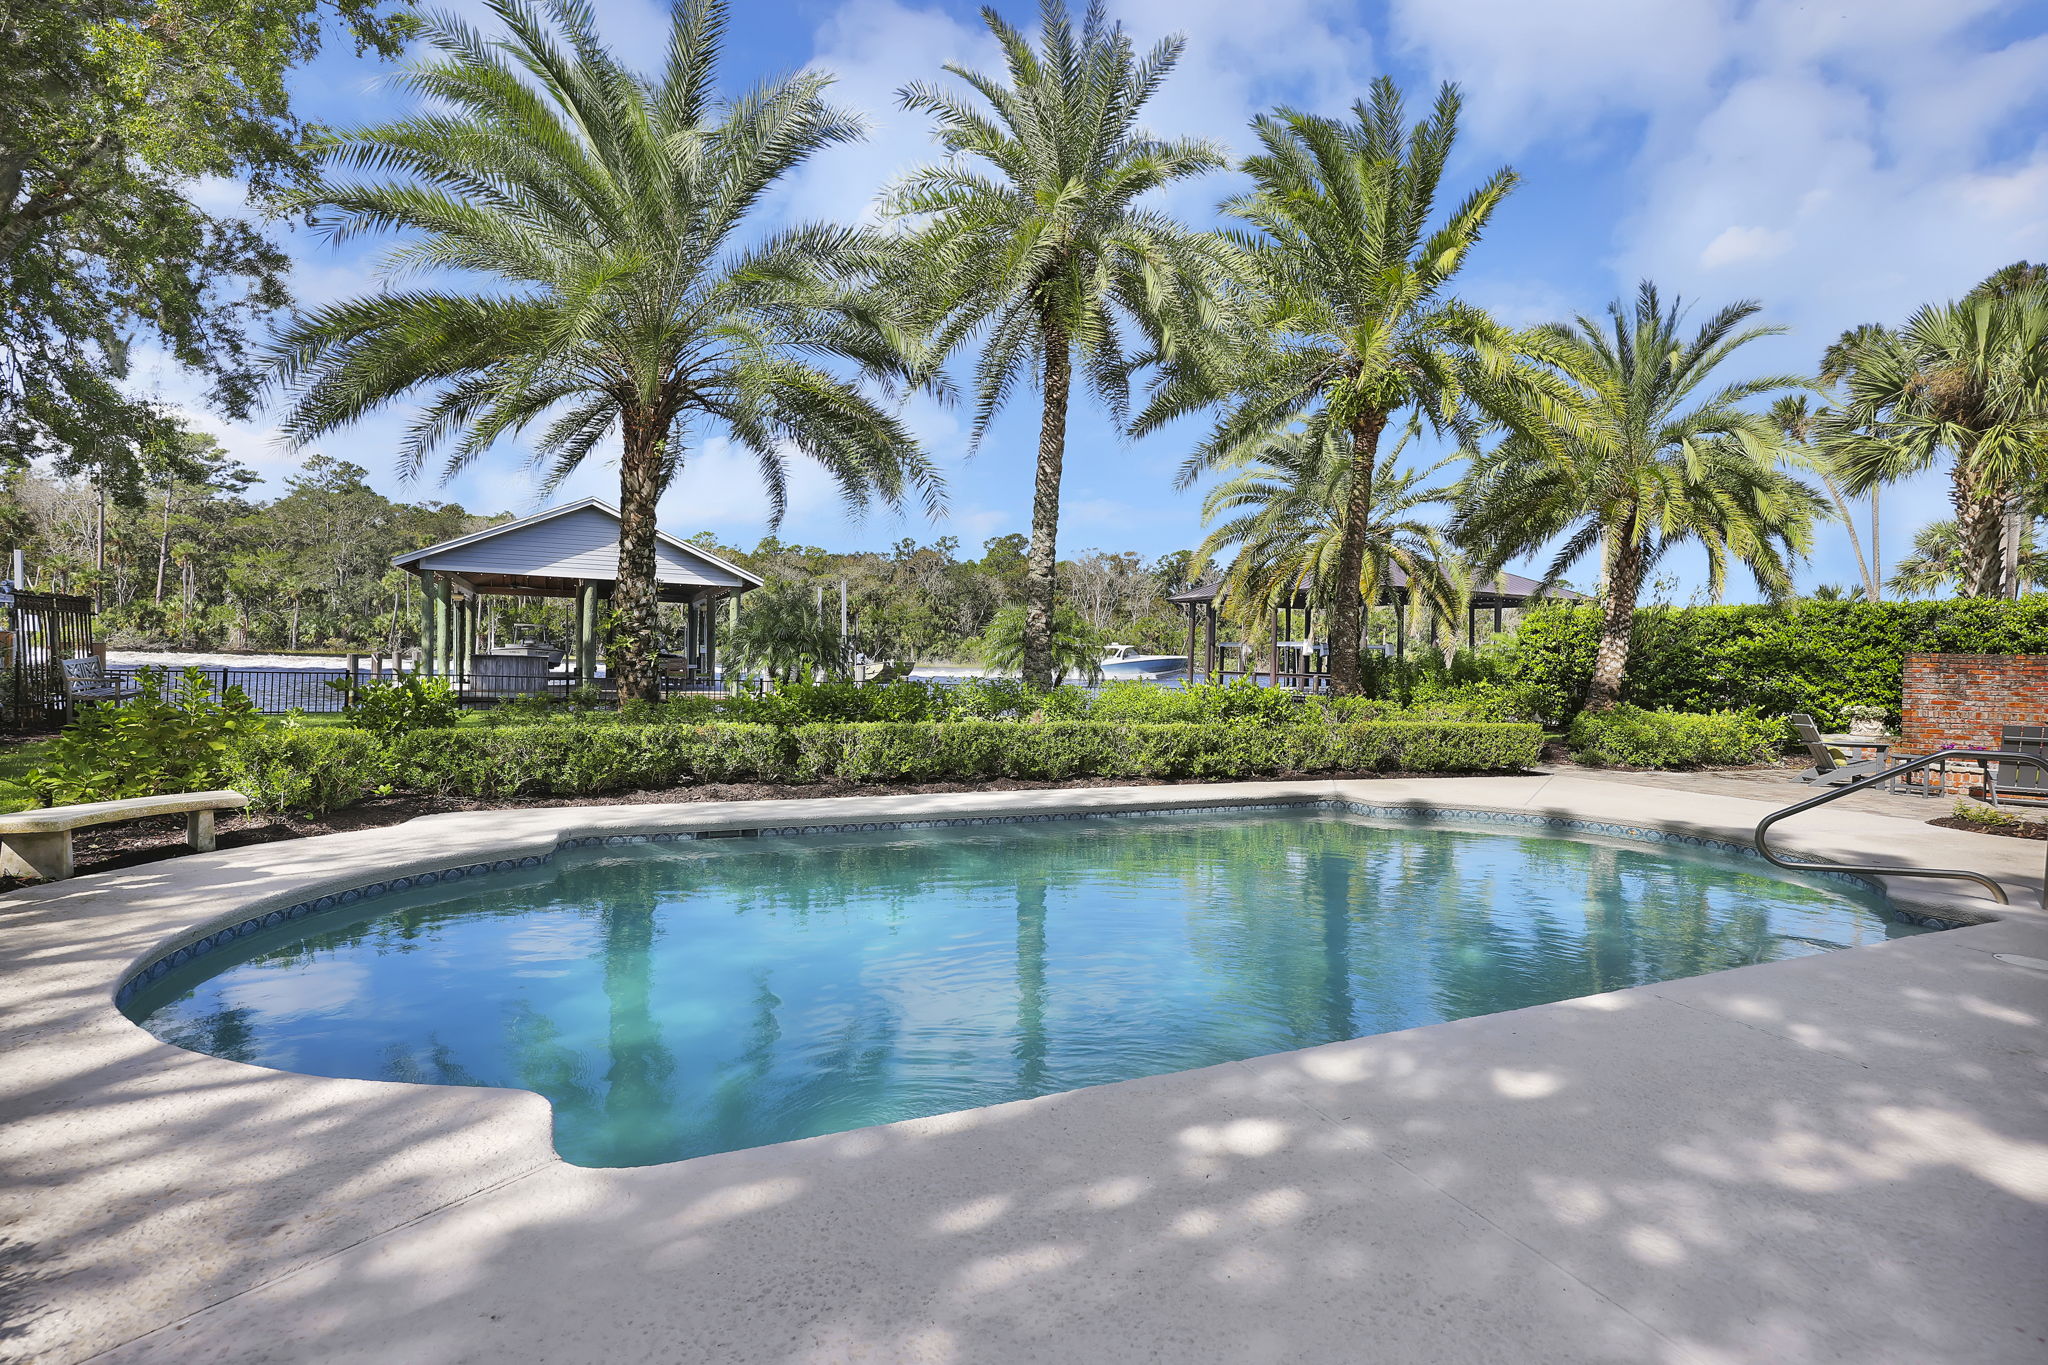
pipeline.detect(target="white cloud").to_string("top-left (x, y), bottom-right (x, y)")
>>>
top-left (1699, 223), bottom-right (1793, 270)
top-left (1112, 0), bottom-right (1375, 145)
top-left (771, 0), bottom-right (1004, 228)
top-left (1388, 0), bottom-right (1733, 148)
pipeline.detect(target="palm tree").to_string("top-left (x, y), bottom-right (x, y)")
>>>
top-left (724, 577), bottom-right (845, 684)
top-left (884, 0), bottom-right (1224, 688)
top-left (1967, 261), bottom-right (2047, 302)
top-left (268, 0), bottom-right (940, 701)
top-left (1455, 284), bottom-right (1824, 710)
top-left (1820, 282), bottom-right (2048, 596)
top-left (1142, 78), bottom-right (1572, 695)
top-left (1888, 518), bottom-right (2045, 597)
top-left (1815, 323), bottom-right (1893, 597)
top-left (980, 602), bottom-right (1102, 684)
top-left (1195, 422), bottom-right (1463, 651)
top-left (1769, 395), bottom-right (1877, 601)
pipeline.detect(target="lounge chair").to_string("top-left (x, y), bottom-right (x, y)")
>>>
top-left (1787, 713), bottom-right (1890, 786)
top-left (1993, 725), bottom-right (2048, 804)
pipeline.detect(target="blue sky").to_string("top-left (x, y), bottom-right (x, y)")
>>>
top-left (142, 0), bottom-right (2048, 599)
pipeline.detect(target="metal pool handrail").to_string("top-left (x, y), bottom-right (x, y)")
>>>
top-left (1754, 749), bottom-right (2048, 909)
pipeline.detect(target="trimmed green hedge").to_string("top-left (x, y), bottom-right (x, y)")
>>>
top-left (1568, 706), bottom-right (1784, 769)
top-left (1497, 597), bottom-right (2048, 727)
top-left (224, 727), bottom-right (385, 812)
top-left (231, 718), bottom-right (1543, 812)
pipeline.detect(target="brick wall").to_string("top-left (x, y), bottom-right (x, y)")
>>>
top-left (1899, 653), bottom-right (2048, 791)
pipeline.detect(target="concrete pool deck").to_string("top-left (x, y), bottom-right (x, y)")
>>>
top-left (1, 774), bottom-right (2043, 1364)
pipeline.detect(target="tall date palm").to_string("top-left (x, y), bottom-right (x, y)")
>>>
top-left (269, 0), bottom-right (940, 700)
top-left (1195, 424), bottom-right (1464, 649)
top-left (1143, 78), bottom-right (1572, 695)
top-left (1455, 284), bottom-right (1823, 710)
top-left (1819, 284), bottom-right (2048, 597)
top-left (884, 0), bottom-right (1224, 687)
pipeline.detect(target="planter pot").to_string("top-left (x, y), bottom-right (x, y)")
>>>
top-left (1847, 717), bottom-right (1886, 737)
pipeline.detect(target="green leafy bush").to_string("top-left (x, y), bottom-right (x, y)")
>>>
top-left (1947, 800), bottom-right (2038, 831)
top-left (1498, 598), bottom-right (2048, 727)
top-left (1567, 705), bottom-right (1784, 769)
top-left (225, 726), bottom-right (385, 811)
top-left (247, 716), bottom-right (1542, 810)
top-left (379, 721), bottom-right (798, 799)
top-left (342, 675), bottom-right (463, 739)
top-left (27, 667), bottom-right (274, 805)
top-left (1088, 677), bottom-right (1308, 725)
top-left (722, 678), bottom-right (954, 726)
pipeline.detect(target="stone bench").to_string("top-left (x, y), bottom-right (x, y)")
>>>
top-left (0, 791), bottom-right (250, 882)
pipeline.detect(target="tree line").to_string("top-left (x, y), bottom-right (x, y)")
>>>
top-left (0, 446), bottom-right (1202, 658)
top-left (5, 0), bottom-right (2044, 706)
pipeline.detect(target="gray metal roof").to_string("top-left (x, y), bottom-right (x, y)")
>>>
top-left (392, 497), bottom-right (763, 589)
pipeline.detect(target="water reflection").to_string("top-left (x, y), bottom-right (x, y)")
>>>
top-left (131, 813), bottom-right (1921, 1167)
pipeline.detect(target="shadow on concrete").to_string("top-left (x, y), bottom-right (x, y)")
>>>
top-left (50, 926), bottom-right (2048, 1365)
top-left (6, 792), bottom-right (2045, 1364)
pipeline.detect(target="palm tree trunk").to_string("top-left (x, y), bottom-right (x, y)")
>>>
top-left (2000, 500), bottom-right (2023, 599)
top-left (1821, 471), bottom-right (1876, 603)
top-left (1952, 462), bottom-right (2004, 597)
top-left (1869, 489), bottom-right (1881, 602)
top-left (613, 410), bottom-right (665, 703)
top-left (1327, 410), bottom-right (1387, 696)
top-left (1586, 532), bottom-right (1645, 711)
top-left (154, 475), bottom-right (174, 605)
top-left (1022, 324), bottom-right (1070, 690)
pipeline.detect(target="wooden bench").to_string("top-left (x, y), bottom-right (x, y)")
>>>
top-left (60, 657), bottom-right (140, 720)
top-left (0, 790), bottom-right (249, 882)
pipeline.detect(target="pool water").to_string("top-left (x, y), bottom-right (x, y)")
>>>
top-left (127, 811), bottom-right (1923, 1167)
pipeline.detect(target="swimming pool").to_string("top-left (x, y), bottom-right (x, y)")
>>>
top-left (125, 807), bottom-right (1927, 1167)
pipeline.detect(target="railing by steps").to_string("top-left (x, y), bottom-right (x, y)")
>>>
top-left (1755, 750), bottom-right (2048, 910)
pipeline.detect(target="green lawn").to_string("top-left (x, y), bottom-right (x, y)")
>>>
top-left (0, 736), bottom-right (55, 813)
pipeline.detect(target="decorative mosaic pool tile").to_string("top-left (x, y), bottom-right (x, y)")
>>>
top-left (115, 797), bottom-right (1970, 1008)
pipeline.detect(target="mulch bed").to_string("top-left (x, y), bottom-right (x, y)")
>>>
top-left (0, 769), bottom-right (1434, 894)
top-left (1927, 815), bottom-right (2048, 841)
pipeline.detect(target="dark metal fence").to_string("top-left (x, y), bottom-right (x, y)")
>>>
top-left (104, 665), bottom-right (737, 715)
top-left (80, 663), bottom-right (1221, 720)
top-left (3, 592), bottom-right (97, 728)
top-left (107, 666), bottom-right (355, 713)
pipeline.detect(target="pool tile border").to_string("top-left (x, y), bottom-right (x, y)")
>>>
top-left (114, 799), bottom-right (1962, 1010)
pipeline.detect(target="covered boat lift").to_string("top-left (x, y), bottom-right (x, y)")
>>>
top-left (1166, 568), bottom-right (1585, 688)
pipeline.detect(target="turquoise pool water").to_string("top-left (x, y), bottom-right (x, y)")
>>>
top-left (127, 810), bottom-right (1924, 1167)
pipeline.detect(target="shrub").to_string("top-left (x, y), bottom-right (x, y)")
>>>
top-left (225, 726), bottom-right (385, 811)
top-left (379, 721), bottom-right (798, 799)
top-left (723, 678), bottom-right (954, 726)
top-left (1388, 681), bottom-right (1545, 724)
top-left (28, 666), bottom-right (275, 805)
top-left (477, 692), bottom-right (566, 726)
top-left (342, 675), bottom-right (462, 739)
top-left (946, 677), bottom-right (1041, 719)
top-left (1087, 677), bottom-right (1306, 725)
top-left (1948, 799), bottom-right (2033, 831)
top-left (1498, 598), bottom-right (2048, 727)
top-left (232, 714), bottom-right (1543, 811)
top-left (944, 678), bottom-right (1094, 721)
top-left (1568, 705), bottom-right (1783, 769)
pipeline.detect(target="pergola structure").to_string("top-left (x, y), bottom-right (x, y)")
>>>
top-left (392, 499), bottom-right (761, 690)
top-left (1166, 568), bottom-right (1586, 687)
